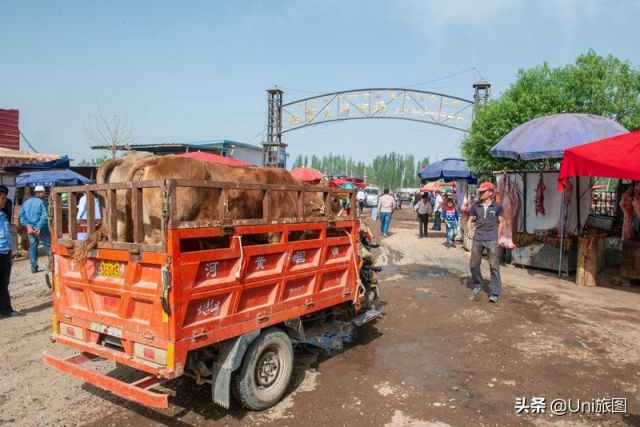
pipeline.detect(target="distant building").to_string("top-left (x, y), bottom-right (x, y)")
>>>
top-left (91, 140), bottom-right (263, 166)
top-left (0, 109), bottom-right (20, 150)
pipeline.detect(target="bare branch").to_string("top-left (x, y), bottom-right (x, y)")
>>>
top-left (85, 109), bottom-right (135, 159)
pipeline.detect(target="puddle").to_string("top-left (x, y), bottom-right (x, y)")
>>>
top-left (402, 265), bottom-right (452, 278)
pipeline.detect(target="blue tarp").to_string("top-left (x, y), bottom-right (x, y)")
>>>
top-left (418, 157), bottom-right (477, 184)
top-left (16, 169), bottom-right (91, 187)
top-left (4, 155), bottom-right (71, 173)
top-left (490, 113), bottom-right (628, 160)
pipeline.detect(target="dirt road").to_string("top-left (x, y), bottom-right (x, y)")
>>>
top-left (1, 209), bottom-right (639, 426)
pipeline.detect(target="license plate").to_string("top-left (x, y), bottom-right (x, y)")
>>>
top-left (98, 260), bottom-right (123, 278)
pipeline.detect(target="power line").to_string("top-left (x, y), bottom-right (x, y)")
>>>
top-left (19, 131), bottom-right (39, 153)
top-left (402, 68), bottom-right (475, 88)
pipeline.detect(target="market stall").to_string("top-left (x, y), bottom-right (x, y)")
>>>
top-left (490, 113), bottom-right (628, 274)
top-left (558, 130), bottom-right (640, 281)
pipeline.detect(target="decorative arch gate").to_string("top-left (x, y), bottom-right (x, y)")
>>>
top-left (262, 82), bottom-right (490, 167)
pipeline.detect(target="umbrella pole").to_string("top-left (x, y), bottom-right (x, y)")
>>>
top-left (558, 189), bottom-right (566, 277)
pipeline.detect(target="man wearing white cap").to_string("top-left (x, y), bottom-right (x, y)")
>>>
top-left (19, 185), bottom-right (51, 273)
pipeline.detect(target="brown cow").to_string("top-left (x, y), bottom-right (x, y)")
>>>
top-left (126, 155), bottom-right (342, 244)
top-left (95, 151), bottom-right (152, 241)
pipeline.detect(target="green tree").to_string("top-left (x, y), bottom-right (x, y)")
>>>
top-left (461, 50), bottom-right (640, 175)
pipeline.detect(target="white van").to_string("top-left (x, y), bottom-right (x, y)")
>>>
top-left (364, 186), bottom-right (380, 207)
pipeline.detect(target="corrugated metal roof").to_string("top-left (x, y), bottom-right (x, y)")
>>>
top-left (91, 139), bottom-right (261, 152)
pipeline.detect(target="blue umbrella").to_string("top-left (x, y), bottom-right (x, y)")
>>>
top-left (16, 169), bottom-right (92, 187)
top-left (418, 157), bottom-right (477, 184)
top-left (490, 113), bottom-right (628, 160)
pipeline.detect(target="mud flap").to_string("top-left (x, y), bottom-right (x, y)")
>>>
top-left (211, 330), bottom-right (260, 408)
top-left (351, 306), bottom-right (383, 326)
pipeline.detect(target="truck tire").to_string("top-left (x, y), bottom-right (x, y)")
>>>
top-left (233, 327), bottom-right (294, 411)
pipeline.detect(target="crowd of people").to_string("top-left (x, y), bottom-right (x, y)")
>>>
top-left (358, 182), bottom-right (504, 304)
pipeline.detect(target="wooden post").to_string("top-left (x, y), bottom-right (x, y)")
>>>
top-left (576, 234), bottom-right (604, 286)
top-left (86, 191), bottom-right (95, 235)
top-left (54, 192), bottom-right (63, 240)
top-left (68, 192), bottom-right (77, 240)
top-left (297, 190), bottom-right (305, 219)
top-left (218, 188), bottom-right (227, 221)
top-left (262, 189), bottom-right (271, 222)
top-left (107, 189), bottom-right (117, 241)
top-left (132, 187), bottom-right (144, 243)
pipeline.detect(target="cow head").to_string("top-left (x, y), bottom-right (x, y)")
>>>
top-left (304, 192), bottom-right (344, 217)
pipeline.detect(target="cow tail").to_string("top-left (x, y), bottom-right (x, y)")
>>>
top-left (73, 228), bottom-right (108, 270)
top-left (96, 157), bottom-right (124, 184)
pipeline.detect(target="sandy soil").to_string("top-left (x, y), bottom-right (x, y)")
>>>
top-left (1, 209), bottom-right (639, 426)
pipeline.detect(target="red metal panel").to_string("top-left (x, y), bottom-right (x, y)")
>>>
top-left (0, 109), bottom-right (19, 150)
top-left (42, 351), bottom-right (169, 408)
top-left (49, 214), bottom-right (361, 407)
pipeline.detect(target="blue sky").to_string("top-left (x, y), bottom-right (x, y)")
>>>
top-left (2, 0), bottom-right (639, 166)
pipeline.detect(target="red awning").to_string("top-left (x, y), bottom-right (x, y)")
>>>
top-left (557, 130), bottom-right (640, 191)
top-left (178, 151), bottom-right (254, 167)
top-left (291, 167), bottom-right (325, 182)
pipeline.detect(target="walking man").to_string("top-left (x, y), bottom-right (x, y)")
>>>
top-left (431, 189), bottom-right (444, 231)
top-left (414, 193), bottom-right (432, 238)
top-left (0, 185), bottom-right (24, 318)
top-left (19, 185), bottom-right (50, 273)
top-left (377, 188), bottom-right (395, 237)
top-left (467, 182), bottom-right (504, 303)
top-left (356, 188), bottom-right (366, 216)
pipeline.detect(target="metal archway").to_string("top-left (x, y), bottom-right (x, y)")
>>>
top-left (262, 84), bottom-right (490, 167)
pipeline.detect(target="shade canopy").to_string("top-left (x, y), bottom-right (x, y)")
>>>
top-left (330, 178), bottom-right (356, 188)
top-left (0, 149), bottom-right (63, 170)
top-left (16, 169), bottom-right (91, 187)
top-left (491, 113), bottom-right (628, 160)
top-left (290, 166), bottom-right (325, 182)
top-left (178, 151), bottom-right (253, 167)
top-left (418, 157), bottom-right (477, 183)
top-left (558, 130), bottom-right (640, 191)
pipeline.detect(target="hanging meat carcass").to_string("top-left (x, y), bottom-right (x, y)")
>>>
top-left (534, 172), bottom-right (546, 216)
top-left (632, 183), bottom-right (640, 225)
top-left (460, 193), bottom-right (472, 233)
top-left (620, 185), bottom-right (635, 240)
top-left (497, 172), bottom-right (518, 249)
top-left (557, 178), bottom-right (573, 234)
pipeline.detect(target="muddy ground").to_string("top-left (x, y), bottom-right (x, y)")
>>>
top-left (1, 208), bottom-right (639, 426)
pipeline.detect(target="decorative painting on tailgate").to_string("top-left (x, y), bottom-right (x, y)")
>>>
top-left (182, 292), bottom-right (233, 327)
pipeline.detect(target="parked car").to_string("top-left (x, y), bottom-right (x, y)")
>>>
top-left (364, 186), bottom-right (379, 207)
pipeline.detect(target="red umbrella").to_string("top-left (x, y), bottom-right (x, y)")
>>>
top-left (329, 178), bottom-right (352, 188)
top-left (420, 182), bottom-right (442, 192)
top-left (291, 167), bottom-right (325, 182)
top-left (179, 151), bottom-right (254, 167)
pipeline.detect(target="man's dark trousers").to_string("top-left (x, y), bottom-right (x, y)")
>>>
top-left (0, 252), bottom-right (13, 315)
top-left (418, 214), bottom-right (429, 237)
top-left (469, 240), bottom-right (501, 296)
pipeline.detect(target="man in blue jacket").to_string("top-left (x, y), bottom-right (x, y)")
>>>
top-left (0, 185), bottom-right (24, 318)
top-left (19, 185), bottom-right (50, 273)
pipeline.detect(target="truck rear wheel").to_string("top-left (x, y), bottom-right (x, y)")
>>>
top-left (233, 328), bottom-right (294, 410)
